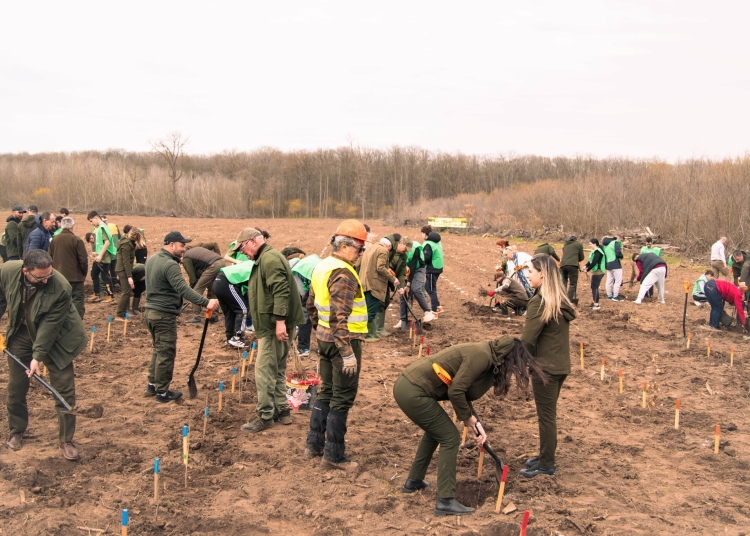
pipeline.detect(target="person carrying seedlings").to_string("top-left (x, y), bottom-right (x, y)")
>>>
top-left (48, 217), bottom-right (88, 319)
top-left (560, 236), bottom-right (584, 304)
top-left (234, 228), bottom-right (304, 432)
top-left (602, 235), bottom-right (624, 301)
top-left (3, 206), bottom-right (27, 261)
top-left (143, 232), bottom-right (219, 403)
top-left (0, 250), bottom-right (87, 460)
top-left (487, 272), bottom-right (529, 314)
top-left (305, 220), bottom-right (369, 470)
top-left (584, 238), bottom-right (606, 310)
top-left (631, 252), bottom-right (667, 304)
top-left (395, 236), bottom-right (435, 328)
top-left (534, 242), bottom-right (560, 262)
top-left (692, 270), bottom-right (713, 307)
top-left (86, 211), bottom-right (116, 303)
top-left (212, 259), bottom-right (254, 348)
top-left (393, 335), bottom-right (545, 516)
top-left (422, 227), bottom-right (444, 315)
top-left (182, 245), bottom-right (224, 324)
top-left (114, 227), bottom-right (146, 319)
top-left (359, 235), bottom-right (399, 341)
top-left (521, 254), bottom-right (576, 478)
top-left (291, 254), bottom-right (321, 357)
top-left (703, 273), bottom-right (746, 330)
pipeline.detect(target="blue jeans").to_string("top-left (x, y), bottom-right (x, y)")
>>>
top-left (425, 272), bottom-right (441, 311)
top-left (704, 280), bottom-right (723, 329)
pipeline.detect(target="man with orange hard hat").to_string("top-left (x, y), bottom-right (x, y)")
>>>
top-left (305, 220), bottom-right (369, 470)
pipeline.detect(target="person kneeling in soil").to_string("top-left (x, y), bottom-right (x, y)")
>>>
top-left (393, 335), bottom-right (546, 517)
top-left (488, 272), bottom-right (529, 314)
top-left (703, 273), bottom-right (747, 330)
top-left (0, 250), bottom-right (88, 460)
top-left (305, 220), bottom-right (369, 470)
top-left (692, 270), bottom-right (712, 307)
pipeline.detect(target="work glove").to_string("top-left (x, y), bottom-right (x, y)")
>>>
top-left (341, 354), bottom-right (357, 377)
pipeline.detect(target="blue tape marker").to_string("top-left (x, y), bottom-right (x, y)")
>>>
top-left (122, 509), bottom-right (129, 526)
top-left (219, 381), bottom-right (223, 392)
top-left (252, 341), bottom-right (257, 350)
top-left (205, 407), bottom-right (209, 418)
top-left (182, 425), bottom-right (188, 437)
top-left (232, 367), bottom-right (237, 375)
top-left (125, 312), bottom-right (129, 320)
top-left (91, 326), bottom-right (96, 333)
top-left (108, 315), bottom-right (112, 323)
top-left (243, 350), bottom-right (248, 359)
top-left (154, 458), bottom-right (160, 474)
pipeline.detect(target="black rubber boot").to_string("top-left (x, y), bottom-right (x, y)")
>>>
top-left (402, 478), bottom-right (430, 494)
top-left (322, 409), bottom-right (357, 470)
top-left (434, 498), bottom-right (475, 517)
top-left (306, 401), bottom-right (330, 457)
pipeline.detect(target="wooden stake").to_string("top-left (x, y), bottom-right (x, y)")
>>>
top-left (231, 367), bottom-right (237, 393)
top-left (494, 465), bottom-right (509, 513)
top-left (686, 333), bottom-right (692, 348)
top-left (202, 406), bottom-right (209, 441)
top-left (41, 363), bottom-right (47, 377)
top-left (642, 382), bottom-right (647, 408)
top-left (409, 321), bottom-right (413, 340)
top-left (182, 425), bottom-right (189, 487)
top-left (241, 350), bottom-right (248, 377)
top-left (121, 509), bottom-right (128, 536)
top-left (123, 312), bottom-right (129, 336)
top-left (600, 358), bottom-right (605, 381)
top-left (218, 381), bottom-right (223, 411)
top-left (153, 458), bottom-right (160, 504)
top-left (477, 446), bottom-right (485, 477)
top-left (426, 347), bottom-right (431, 357)
top-left (580, 342), bottom-right (584, 369)
top-left (418, 336), bottom-right (424, 358)
top-left (730, 346), bottom-right (734, 367)
top-left (618, 369), bottom-right (623, 393)
top-left (674, 399), bottom-right (680, 430)
top-left (461, 425), bottom-right (468, 444)
top-left (714, 425), bottom-right (720, 453)
top-left (707, 340), bottom-right (711, 358)
top-left (249, 341), bottom-right (257, 365)
top-left (107, 315), bottom-right (112, 342)
top-left (520, 510), bottom-right (530, 536)
top-left (89, 326), bottom-right (96, 352)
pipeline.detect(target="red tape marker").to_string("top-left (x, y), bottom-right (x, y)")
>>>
top-left (520, 510), bottom-right (530, 535)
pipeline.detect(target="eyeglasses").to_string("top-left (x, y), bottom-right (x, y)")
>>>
top-left (25, 271), bottom-right (53, 283)
top-left (348, 243), bottom-right (366, 254)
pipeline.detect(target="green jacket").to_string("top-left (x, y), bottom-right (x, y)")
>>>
top-left (640, 246), bottom-right (662, 257)
top-left (115, 238), bottom-right (136, 277)
top-left (145, 248), bottom-right (208, 315)
top-left (385, 235), bottom-right (408, 286)
top-left (0, 261), bottom-right (87, 369)
top-left (521, 291), bottom-right (576, 375)
top-left (402, 336), bottom-right (514, 421)
top-left (247, 244), bottom-right (305, 339)
top-left (19, 215), bottom-right (37, 258)
top-left (534, 243), bottom-right (560, 262)
top-left (4, 217), bottom-right (22, 259)
top-left (561, 240), bottom-right (584, 267)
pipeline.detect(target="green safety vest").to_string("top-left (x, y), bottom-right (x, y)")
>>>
top-left (603, 240), bottom-right (620, 264)
top-left (588, 248), bottom-right (606, 272)
top-left (227, 241), bottom-right (249, 262)
top-left (692, 276), bottom-right (707, 296)
top-left (95, 223), bottom-right (116, 255)
top-left (406, 241), bottom-right (424, 265)
top-left (52, 228), bottom-right (62, 238)
top-left (424, 240), bottom-right (443, 269)
top-left (220, 260), bottom-right (255, 286)
top-left (640, 246), bottom-right (662, 257)
top-left (291, 255), bottom-right (321, 291)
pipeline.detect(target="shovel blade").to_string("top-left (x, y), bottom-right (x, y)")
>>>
top-left (187, 375), bottom-right (198, 398)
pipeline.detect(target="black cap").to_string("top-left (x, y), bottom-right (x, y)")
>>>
top-left (12, 205), bottom-right (26, 213)
top-left (28, 204), bottom-right (38, 212)
top-left (164, 231), bottom-right (192, 245)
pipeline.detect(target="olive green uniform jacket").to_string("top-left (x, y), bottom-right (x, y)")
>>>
top-left (534, 243), bottom-right (560, 262)
top-left (4, 218), bottom-right (22, 259)
top-left (402, 336), bottom-right (514, 421)
top-left (145, 248), bottom-right (208, 315)
top-left (561, 240), bottom-right (584, 267)
top-left (385, 234), bottom-right (407, 286)
top-left (0, 261), bottom-right (87, 369)
top-left (115, 238), bottom-right (136, 277)
top-left (19, 215), bottom-right (37, 258)
top-left (247, 243), bottom-right (305, 340)
top-left (521, 291), bottom-right (577, 375)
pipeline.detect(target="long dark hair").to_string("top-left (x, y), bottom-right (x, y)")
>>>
top-left (493, 339), bottom-right (547, 396)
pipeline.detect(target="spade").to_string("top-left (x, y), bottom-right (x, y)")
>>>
top-left (187, 309), bottom-right (213, 398)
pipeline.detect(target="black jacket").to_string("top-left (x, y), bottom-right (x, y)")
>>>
top-left (423, 232), bottom-right (443, 274)
top-left (637, 252), bottom-right (667, 282)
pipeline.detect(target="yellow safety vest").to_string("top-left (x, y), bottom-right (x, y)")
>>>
top-left (311, 256), bottom-right (368, 333)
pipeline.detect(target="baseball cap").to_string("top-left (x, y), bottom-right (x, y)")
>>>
top-left (12, 205), bottom-right (26, 213)
top-left (28, 204), bottom-right (38, 212)
top-left (164, 231), bottom-right (192, 245)
top-left (229, 228), bottom-right (262, 253)
top-left (401, 237), bottom-right (414, 251)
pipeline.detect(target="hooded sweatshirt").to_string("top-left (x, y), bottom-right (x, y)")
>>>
top-left (18, 214), bottom-right (37, 257)
top-left (423, 231), bottom-right (443, 274)
top-left (521, 290), bottom-right (577, 375)
top-left (26, 214), bottom-right (53, 253)
top-left (602, 237), bottom-right (623, 270)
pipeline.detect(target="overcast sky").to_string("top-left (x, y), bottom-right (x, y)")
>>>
top-left (1, 1), bottom-right (747, 160)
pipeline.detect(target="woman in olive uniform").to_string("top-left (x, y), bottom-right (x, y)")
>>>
top-left (521, 254), bottom-right (576, 478)
top-left (393, 335), bottom-right (545, 517)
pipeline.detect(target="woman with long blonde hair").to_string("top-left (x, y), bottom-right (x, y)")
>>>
top-left (519, 254), bottom-right (576, 478)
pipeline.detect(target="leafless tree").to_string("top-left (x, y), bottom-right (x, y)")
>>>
top-left (151, 132), bottom-right (189, 214)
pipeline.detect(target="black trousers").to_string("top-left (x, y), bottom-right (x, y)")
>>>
top-left (212, 273), bottom-right (247, 340)
top-left (91, 261), bottom-right (112, 295)
top-left (560, 265), bottom-right (579, 301)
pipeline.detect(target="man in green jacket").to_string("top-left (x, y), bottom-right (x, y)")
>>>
top-left (0, 250), bottom-right (87, 460)
top-left (4, 206), bottom-right (27, 261)
top-left (560, 236), bottom-right (584, 304)
top-left (144, 232), bottom-right (219, 403)
top-left (18, 205), bottom-right (38, 259)
top-left (233, 228), bottom-right (305, 432)
top-left (534, 242), bottom-right (560, 262)
top-left (378, 234), bottom-right (409, 336)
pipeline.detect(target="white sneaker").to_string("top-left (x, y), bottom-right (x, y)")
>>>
top-left (393, 320), bottom-right (403, 329)
top-left (228, 336), bottom-right (248, 348)
top-left (694, 301), bottom-right (703, 307)
top-left (633, 299), bottom-right (642, 304)
top-left (423, 311), bottom-right (436, 323)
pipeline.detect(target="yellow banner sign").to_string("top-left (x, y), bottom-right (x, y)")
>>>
top-left (428, 217), bottom-right (468, 229)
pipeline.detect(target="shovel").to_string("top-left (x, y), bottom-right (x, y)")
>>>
top-left (474, 422), bottom-right (504, 485)
top-left (400, 293), bottom-right (423, 335)
top-left (0, 335), bottom-right (74, 413)
top-left (679, 281), bottom-right (689, 345)
top-left (187, 308), bottom-right (213, 398)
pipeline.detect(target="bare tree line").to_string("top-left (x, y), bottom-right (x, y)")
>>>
top-left (1, 141), bottom-right (748, 251)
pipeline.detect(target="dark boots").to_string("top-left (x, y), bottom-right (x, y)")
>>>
top-left (321, 409), bottom-right (357, 470)
top-left (306, 401), bottom-right (329, 458)
top-left (131, 297), bottom-right (141, 316)
top-left (435, 498), bottom-right (475, 517)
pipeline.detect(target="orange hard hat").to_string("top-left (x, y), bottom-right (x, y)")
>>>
top-left (335, 219), bottom-right (367, 242)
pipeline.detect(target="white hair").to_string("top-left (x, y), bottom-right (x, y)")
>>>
top-left (379, 237), bottom-right (392, 249)
top-left (61, 217), bottom-right (75, 230)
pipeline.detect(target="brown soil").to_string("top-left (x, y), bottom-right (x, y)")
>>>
top-left (1, 217), bottom-right (749, 535)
